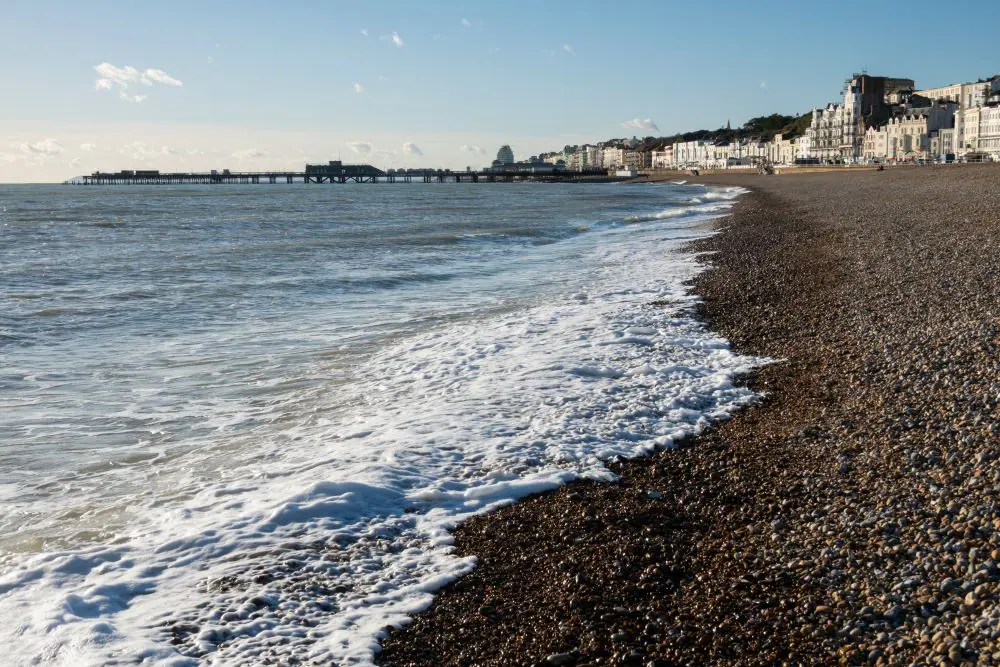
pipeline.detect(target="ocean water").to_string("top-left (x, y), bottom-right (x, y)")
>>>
top-left (0, 181), bottom-right (758, 665)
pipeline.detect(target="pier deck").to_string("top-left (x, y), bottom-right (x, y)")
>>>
top-left (79, 161), bottom-right (615, 185)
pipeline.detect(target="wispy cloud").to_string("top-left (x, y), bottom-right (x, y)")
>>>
top-left (207, 56), bottom-right (214, 64)
top-left (360, 28), bottom-right (369, 37)
top-left (68, 157), bottom-right (81, 168)
top-left (460, 144), bottom-right (486, 155)
top-left (21, 138), bottom-right (64, 156)
top-left (760, 80), bottom-right (767, 89)
top-left (621, 118), bottom-right (659, 132)
top-left (93, 62), bottom-right (183, 102)
top-left (402, 141), bottom-right (423, 156)
top-left (232, 148), bottom-right (266, 160)
top-left (562, 44), bottom-right (576, 56)
top-left (378, 75), bottom-right (389, 82)
top-left (347, 141), bottom-right (374, 154)
top-left (124, 141), bottom-right (180, 159)
top-left (380, 32), bottom-right (405, 46)
top-left (461, 18), bottom-right (472, 28)
top-left (80, 142), bottom-right (97, 151)
top-left (353, 82), bottom-right (364, 93)
top-left (143, 69), bottom-right (183, 86)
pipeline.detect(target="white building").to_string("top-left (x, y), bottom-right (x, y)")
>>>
top-left (601, 146), bottom-right (625, 169)
top-left (581, 145), bottom-right (601, 169)
top-left (795, 134), bottom-right (812, 160)
top-left (862, 126), bottom-right (889, 162)
top-left (957, 104), bottom-right (1000, 158)
top-left (915, 78), bottom-right (1000, 110)
top-left (768, 133), bottom-right (797, 165)
top-left (881, 104), bottom-right (957, 161)
top-left (805, 74), bottom-right (914, 162)
top-left (672, 140), bottom-right (710, 167)
top-left (651, 145), bottom-right (675, 169)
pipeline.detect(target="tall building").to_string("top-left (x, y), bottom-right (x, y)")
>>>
top-left (495, 145), bottom-right (515, 165)
top-left (806, 74), bottom-right (914, 162)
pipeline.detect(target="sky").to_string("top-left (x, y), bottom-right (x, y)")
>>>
top-left (1, 0), bottom-right (998, 182)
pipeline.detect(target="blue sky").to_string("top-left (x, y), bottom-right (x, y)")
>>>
top-left (1, 0), bottom-right (998, 181)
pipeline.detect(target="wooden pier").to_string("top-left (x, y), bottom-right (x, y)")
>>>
top-left (79, 161), bottom-right (616, 185)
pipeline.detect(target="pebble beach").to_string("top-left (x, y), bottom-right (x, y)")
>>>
top-left (378, 165), bottom-right (1000, 666)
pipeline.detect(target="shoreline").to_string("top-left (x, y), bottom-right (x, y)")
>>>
top-left (379, 165), bottom-right (1000, 665)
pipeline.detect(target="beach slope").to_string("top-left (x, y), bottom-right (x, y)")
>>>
top-left (379, 165), bottom-right (1000, 666)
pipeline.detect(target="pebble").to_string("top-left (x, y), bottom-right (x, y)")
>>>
top-left (378, 167), bottom-right (1000, 666)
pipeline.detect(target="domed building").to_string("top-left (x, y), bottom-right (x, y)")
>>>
top-left (495, 145), bottom-right (514, 165)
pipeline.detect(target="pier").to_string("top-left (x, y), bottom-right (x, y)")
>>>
top-left (79, 161), bottom-right (617, 185)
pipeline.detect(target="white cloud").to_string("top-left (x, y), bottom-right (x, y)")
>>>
top-left (563, 44), bottom-right (576, 56)
top-left (144, 69), bottom-right (183, 87)
top-left (207, 56), bottom-right (214, 64)
top-left (68, 157), bottom-right (81, 167)
top-left (123, 141), bottom-right (181, 160)
top-left (391, 32), bottom-right (404, 47)
top-left (621, 118), bottom-right (659, 132)
top-left (460, 144), bottom-right (486, 155)
top-left (461, 18), bottom-right (472, 28)
top-left (760, 80), bottom-right (767, 89)
top-left (21, 138), bottom-right (64, 156)
top-left (360, 28), bottom-right (369, 37)
top-left (402, 141), bottom-right (423, 156)
top-left (378, 75), bottom-right (389, 82)
top-left (232, 148), bottom-right (266, 160)
top-left (93, 62), bottom-right (183, 102)
top-left (80, 142), bottom-right (97, 151)
top-left (347, 141), bottom-right (374, 154)
top-left (353, 82), bottom-right (364, 93)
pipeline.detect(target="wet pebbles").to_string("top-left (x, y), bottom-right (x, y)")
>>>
top-left (378, 165), bottom-right (1000, 666)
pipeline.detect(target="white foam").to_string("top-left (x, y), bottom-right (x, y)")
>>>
top-left (0, 186), bottom-right (761, 666)
top-left (624, 188), bottom-right (747, 223)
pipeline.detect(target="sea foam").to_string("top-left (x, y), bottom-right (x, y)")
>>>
top-left (0, 185), bottom-right (759, 666)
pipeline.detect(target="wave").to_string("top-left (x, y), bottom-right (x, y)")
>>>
top-left (624, 187), bottom-right (747, 223)
top-left (0, 182), bottom-right (759, 666)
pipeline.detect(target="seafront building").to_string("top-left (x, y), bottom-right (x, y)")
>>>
top-left (803, 74), bottom-right (915, 163)
top-left (494, 145), bottom-right (515, 166)
top-left (600, 146), bottom-right (625, 170)
top-left (543, 72), bottom-right (999, 171)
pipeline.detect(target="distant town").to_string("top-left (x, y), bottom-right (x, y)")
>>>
top-left (503, 72), bottom-right (1000, 172)
top-left (79, 71), bottom-right (1000, 186)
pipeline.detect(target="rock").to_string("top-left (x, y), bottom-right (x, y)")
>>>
top-left (545, 652), bottom-right (577, 666)
top-left (941, 578), bottom-right (961, 593)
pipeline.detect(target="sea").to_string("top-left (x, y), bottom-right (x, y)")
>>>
top-left (0, 181), bottom-right (758, 665)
